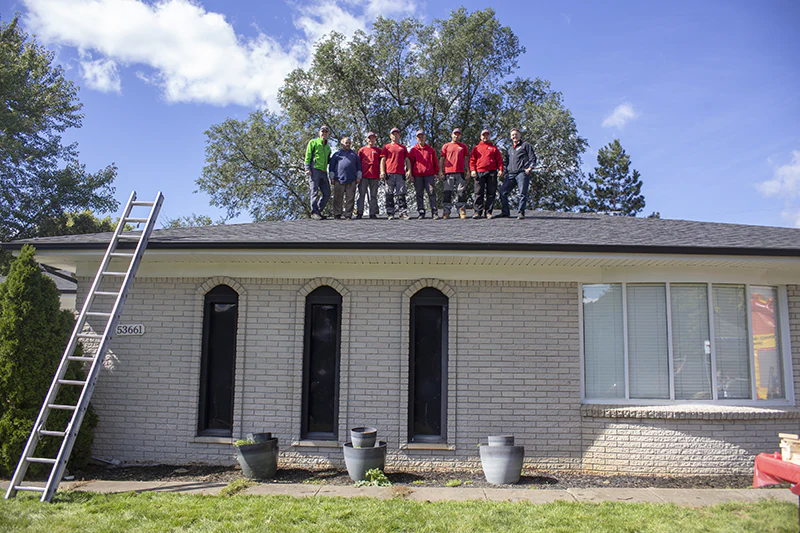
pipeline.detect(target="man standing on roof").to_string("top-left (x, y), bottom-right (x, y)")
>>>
top-left (408, 130), bottom-right (441, 220)
top-left (328, 136), bottom-right (362, 220)
top-left (469, 128), bottom-right (503, 219)
top-left (499, 128), bottom-right (537, 220)
top-left (439, 128), bottom-right (470, 219)
top-left (357, 132), bottom-right (381, 219)
top-left (305, 125), bottom-right (333, 220)
top-left (380, 127), bottom-right (411, 220)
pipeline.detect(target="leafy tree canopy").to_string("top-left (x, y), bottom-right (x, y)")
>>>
top-left (0, 15), bottom-right (118, 243)
top-left (199, 8), bottom-right (588, 220)
top-left (583, 139), bottom-right (646, 216)
top-left (163, 213), bottom-right (217, 228)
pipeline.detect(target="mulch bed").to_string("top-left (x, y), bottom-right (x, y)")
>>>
top-left (67, 463), bottom-right (764, 490)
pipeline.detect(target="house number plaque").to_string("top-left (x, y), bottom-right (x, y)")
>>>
top-left (116, 324), bottom-right (145, 336)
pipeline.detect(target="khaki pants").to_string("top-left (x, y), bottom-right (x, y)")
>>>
top-left (332, 181), bottom-right (357, 218)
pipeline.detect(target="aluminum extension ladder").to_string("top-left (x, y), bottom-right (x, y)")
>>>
top-left (4, 191), bottom-right (163, 502)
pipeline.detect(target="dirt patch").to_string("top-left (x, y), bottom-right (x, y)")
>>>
top-left (67, 463), bottom-right (764, 490)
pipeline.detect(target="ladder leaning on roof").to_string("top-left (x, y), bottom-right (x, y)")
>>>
top-left (4, 191), bottom-right (164, 503)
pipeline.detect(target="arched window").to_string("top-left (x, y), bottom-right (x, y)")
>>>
top-left (302, 286), bottom-right (342, 439)
top-left (409, 287), bottom-right (448, 443)
top-left (198, 285), bottom-right (239, 436)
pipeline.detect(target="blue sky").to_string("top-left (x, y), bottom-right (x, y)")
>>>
top-left (2, 0), bottom-right (799, 227)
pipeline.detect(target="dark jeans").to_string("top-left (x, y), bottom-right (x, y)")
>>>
top-left (500, 171), bottom-right (531, 215)
top-left (442, 173), bottom-right (467, 212)
top-left (385, 173), bottom-right (408, 216)
top-left (413, 175), bottom-right (437, 216)
top-left (309, 169), bottom-right (331, 215)
top-left (474, 170), bottom-right (498, 216)
top-left (357, 178), bottom-right (380, 216)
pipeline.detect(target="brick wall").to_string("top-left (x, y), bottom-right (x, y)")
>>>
top-left (79, 278), bottom-right (799, 474)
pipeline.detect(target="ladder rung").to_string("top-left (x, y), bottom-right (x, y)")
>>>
top-left (118, 234), bottom-right (142, 240)
top-left (26, 457), bottom-right (57, 464)
top-left (131, 201), bottom-right (155, 206)
top-left (77, 333), bottom-right (103, 338)
top-left (39, 430), bottom-right (66, 437)
top-left (94, 292), bottom-right (120, 297)
top-left (67, 355), bottom-right (95, 362)
top-left (102, 271), bottom-right (127, 277)
top-left (57, 379), bottom-right (87, 386)
top-left (14, 486), bottom-right (45, 492)
top-left (86, 312), bottom-right (112, 317)
top-left (125, 218), bottom-right (149, 223)
top-left (48, 404), bottom-right (77, 411)
top-left (110, 252), bottom-right (135, 257)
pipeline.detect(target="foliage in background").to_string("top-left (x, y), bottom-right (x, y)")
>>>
top-left (0, 15), bottom-right (118, 243)
top-left (583, 139), bottom-right (646, 216)
top-left (199, 8), bottom-right (590, 220)
top-left (0, 245), bottom-right (96, 476)
top-left (162, 213), bottom-right (218, 229)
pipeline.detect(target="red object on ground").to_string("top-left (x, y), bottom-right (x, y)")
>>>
top-left (753, 452), bottom-right (800, 495)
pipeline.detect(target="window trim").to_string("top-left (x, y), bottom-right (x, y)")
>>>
top-left (408, 288), bottom-right (449, 444)
top-left (301, 286), bottom-right (342, 441)
top-left (198, 284), bottom-right (239, 437)
top-left (580, 282), bottom-right (794, 406)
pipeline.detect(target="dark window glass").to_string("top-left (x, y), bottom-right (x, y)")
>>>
top-left (409, 288), bottom-right (448, 443)
top-left (302, 286), bottom-right (342, 439)
top-left (198, 285), bottom-right (238, 436)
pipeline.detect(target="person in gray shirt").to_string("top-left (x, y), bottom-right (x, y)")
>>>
top-left (499, 128), bottom-right (537, 219)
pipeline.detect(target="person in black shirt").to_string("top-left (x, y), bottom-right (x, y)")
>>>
top-left (499, 128), bottom-right (537, 219)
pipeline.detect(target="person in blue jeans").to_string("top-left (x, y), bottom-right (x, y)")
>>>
top-left (499, 128), bottom-right (537, 219)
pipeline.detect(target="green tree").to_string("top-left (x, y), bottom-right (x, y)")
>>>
top-left (583, 139), bottom-right (646, 216)
top-left (163, 213), bottom-right (216, 228)
top-left (0, 15), bottom-right (118, 243)
top-left (0, 245), bottom-right (96, 476)
top-left (198, 8), bottom-right (588, 220)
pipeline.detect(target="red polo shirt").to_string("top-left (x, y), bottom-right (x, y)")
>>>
top-left (408, 144), bottom-right (440, 177)
top-left (440, 141), bottom-right (469, 173)
top-left (358, 145), bottom-right (381, 179)
top-left (469, 141), bottom-right (503, 172)
top-left (380, 143), bottom-right (408, 175)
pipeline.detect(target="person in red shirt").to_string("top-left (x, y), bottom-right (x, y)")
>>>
top-left (357, 132), bottom-right (381, 219)
top-left (379, 127), bottom-right (411, 220)
top-left (408, 130), bottom-right (441, 219)
top-left (469, 128), bottom-right (504, 219)
top-left (439, 128), bottom-right (470, 219)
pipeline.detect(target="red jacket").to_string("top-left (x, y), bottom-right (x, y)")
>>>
top-left (358, 146), bottom-right (381, 179)
top-left (408, 144), bottom-right (440, 177)
top-left (469, 141), bottom-right (503, 173)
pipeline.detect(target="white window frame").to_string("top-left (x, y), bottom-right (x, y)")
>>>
top-left (579, 282), bottom-right (794, 406)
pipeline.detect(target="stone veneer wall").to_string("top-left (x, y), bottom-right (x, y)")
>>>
top-left (78, 279), bottom-right (799, 474)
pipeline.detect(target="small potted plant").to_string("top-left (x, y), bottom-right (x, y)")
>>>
top-left (479, 435), bottom-right (524, 485)
top-left (234, 432), bottom-right (279, 480)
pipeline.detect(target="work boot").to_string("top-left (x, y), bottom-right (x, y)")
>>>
top-left (517, 213), bottom-right (525, 220)
top-left (486, 212), bottom-right (493, 220)
top-left (443, 212), bottom-right (450, 220)
top-left (459, 208), bottom-right (467, 219)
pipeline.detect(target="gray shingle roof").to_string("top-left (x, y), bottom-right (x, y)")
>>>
top-left (3, 211), bottom-right (800, 257)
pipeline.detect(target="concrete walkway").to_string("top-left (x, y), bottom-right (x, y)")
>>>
top-left (1, 480), bottom-right (796, 505)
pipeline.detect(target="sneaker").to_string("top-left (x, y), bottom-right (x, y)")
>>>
top-left (496, 213), bottom-right (510, 218)
top-left (401, 213), bottom-right (410, 220)
top-left (459, 208), bottom-right (467, 219)
top-left (355, 214), bottom-right (363, 220)
top-left (472, 213), bottom-right (482, 219)
top-left (433, 214), bottom-right (440, 220)
top-left (417, 213), bottom-right (425, 220)
top-left (517, 213), bottom-right (525, 220)
top-left (334, 215), bottom-right (342, 220)
top-left (319, 214), bottom-right (327, 220)
top-left (311, 213), bottom-right (322, 220)
top-left (486, 212), bottom-right (493, 220)
top-left (388, 215), bottom-right (394, 221)
top-left (344, 216), bottom-right (352, 220)
top-left (443, 212), bottom-right (450, 220)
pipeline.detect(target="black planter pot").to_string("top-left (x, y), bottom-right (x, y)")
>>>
top-left (350, 427), bottom-right (378, 448)
top-left (479, 435), bottom-right (524, 485)
top-left (235, 433), bottom-right (279, 480)
top-left (343, 441), bottom-right (387, 481)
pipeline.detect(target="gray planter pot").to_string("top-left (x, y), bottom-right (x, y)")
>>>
top-left (350, 427), bottom-right (378, 448)
top-left (343, 441), bottom-right (387, 481)
top-left (235, 434), bottom-right (279, 480)
top-left (479, 435), bottom-right (524, 485)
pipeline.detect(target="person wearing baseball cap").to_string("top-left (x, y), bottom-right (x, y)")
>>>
top-left (356, 132), bottom-right (381, 219)
top-left (469, 128), bottom-right (503, 219)
top-left (305, 125), bottom-right (332, 219)
top-left (408, 130), bottom-right (440, 219)
top-left (328, 136), bottom-right (361, 220)
top-left (439, 128), bottom-right (470, 219)
top-left (380, 127), bottom-right (411, 220)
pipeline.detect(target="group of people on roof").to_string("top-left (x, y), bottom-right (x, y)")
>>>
top-left (304, 126), bottom-right (537, 221)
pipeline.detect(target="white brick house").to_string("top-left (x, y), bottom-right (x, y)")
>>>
top-left (5, 211), bottom-right (800, 475)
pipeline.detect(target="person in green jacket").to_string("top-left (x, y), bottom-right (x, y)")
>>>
top-left (305, 126), bottom-right (333, 219)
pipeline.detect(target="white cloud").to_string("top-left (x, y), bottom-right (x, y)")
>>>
top-left (756, 150), bottom-right (800, 198)
top-left (602, 102), bottom-right (639, 129)
top-left (781, 208), bottom-right (800, 229)
top-left (79, 54), bottom-right (121, 93)
top-left (22, 0), bottom-right (418, 108)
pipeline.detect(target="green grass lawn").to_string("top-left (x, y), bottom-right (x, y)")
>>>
top-left (0, 492), bottom-right (796, 533)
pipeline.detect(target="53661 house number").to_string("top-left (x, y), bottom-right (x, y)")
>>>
top-left (116, 324), bottom-right (145, 336)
